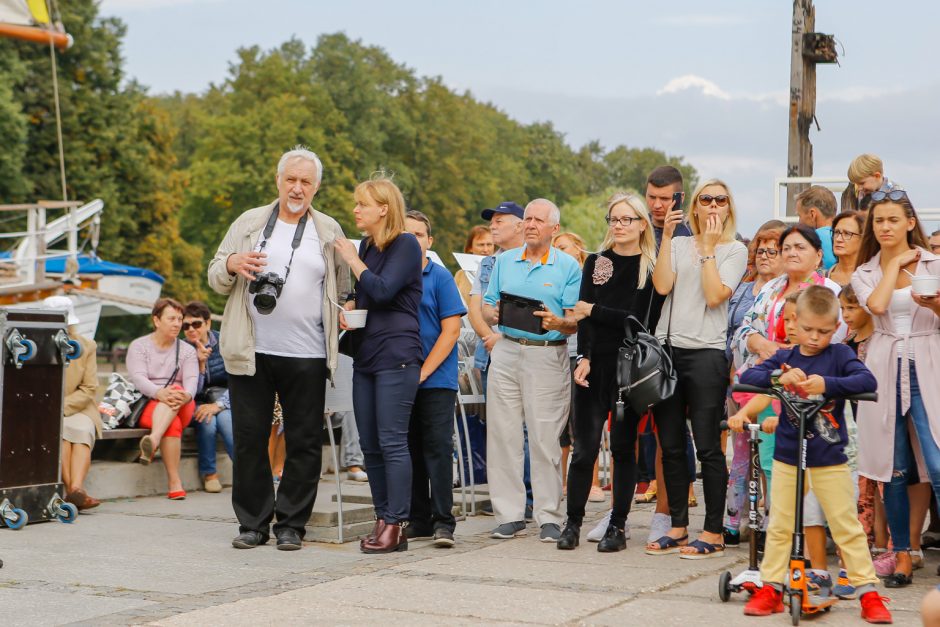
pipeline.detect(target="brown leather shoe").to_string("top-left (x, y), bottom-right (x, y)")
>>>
top-left (361, 522), bottom-right (407, 554)
top-left (360, 518), bottom-right (386, 550)
top-left (65, 489), bottom-right (100, 511)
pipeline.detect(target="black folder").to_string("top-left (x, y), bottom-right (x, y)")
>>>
top-left (498, 291), bottom-right (545, 335)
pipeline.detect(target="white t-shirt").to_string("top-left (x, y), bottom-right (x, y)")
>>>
top-left (889, 286), bottom-right (915, 358)
top-left (248, 217), bottom-right (326, 358)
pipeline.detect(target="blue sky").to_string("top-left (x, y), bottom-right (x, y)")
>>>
top-left (99, 0), bottom-right (940, 235)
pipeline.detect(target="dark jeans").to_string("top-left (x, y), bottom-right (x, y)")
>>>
top-left (654, 347), bottom-right (728, 534)
top-left (566, 353), bottom-right (638, 529)
top-left (409, 388), bottom-right (458, 533)
top-left (353, 364), bottom-right (420, 524)
top-left (229, 354), bottom-right (327, 539)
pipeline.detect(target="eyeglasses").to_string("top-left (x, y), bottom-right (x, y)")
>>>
top-left (870, 189), bottom-right (909, 202)
top-left (698, 194), bottom-right (729, 207)
top-left (755, 248), bottom-right (779, 258)
top-left (606, 216), bottom-right (643, 227)
top-left (832, 229), bottom-right (860, 241)
top-left (181, 320), bottom-right (205, 331)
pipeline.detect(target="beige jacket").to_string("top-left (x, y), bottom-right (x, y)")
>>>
top-left (64, 333), bottom-right (101, 437)
top-left (207, 201), bottom-right (351, 379)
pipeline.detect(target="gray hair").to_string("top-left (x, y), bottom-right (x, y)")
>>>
top-left (525, 198), bottom-right (561, 225)
top-left (277, 145), bottom-right (323, 186)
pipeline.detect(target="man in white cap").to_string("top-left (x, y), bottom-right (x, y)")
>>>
top-left (44, 296), bottom-right (101, 511)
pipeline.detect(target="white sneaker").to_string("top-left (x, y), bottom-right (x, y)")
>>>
top-left (346, 468), bottom-right (368, 482)
top-left (587, 510), bottom-right (611, 542)
top-left (647, 512), bottom-right (671, 543)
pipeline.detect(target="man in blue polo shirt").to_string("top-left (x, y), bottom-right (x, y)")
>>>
top-left (482, 198), bottom-right (581, 542)
top-left (404, 211), bottom-right (467, 548)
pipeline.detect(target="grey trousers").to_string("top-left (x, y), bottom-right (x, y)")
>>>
top-left (485, 340), bottom-right (570, 526)
top-left (337, 411), bottom-right (364, 468)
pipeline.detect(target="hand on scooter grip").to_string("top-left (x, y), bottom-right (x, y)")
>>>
top-left (727, 411), bottom-right (750, 433)
top-left (761, 415), bottom-right (779, 434)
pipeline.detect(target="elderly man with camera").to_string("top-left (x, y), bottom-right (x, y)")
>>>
top-left (209, 146), bottom-right (350, 551)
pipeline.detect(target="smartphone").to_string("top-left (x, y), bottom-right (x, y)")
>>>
top-left (671, 191), bottom-right (683, 213)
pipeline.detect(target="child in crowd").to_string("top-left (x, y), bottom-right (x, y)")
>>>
top-left (730, 286), bottom-right (891, 623)
top-left (847, 153), bottom-right (897, 198)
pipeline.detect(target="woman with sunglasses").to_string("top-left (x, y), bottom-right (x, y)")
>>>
top-left (851, 189), bottom-right (940, 588)
top-left (557, 193), bottom-right (661, 552)
top-left (646, 180), bottom-right (747, 559)
top-left (827, 210), bottom-right (865, 287)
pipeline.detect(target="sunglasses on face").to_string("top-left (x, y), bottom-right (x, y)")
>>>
top-left (698, 194), bottom-right (729, 207)
top-left (605, 216), bottom-right (643, 227)
top-left (181, 320), bottom-right (205, 331)
top-left (832, 229), bottom-right (860, 241)
top-left (870, 189), bottom-right (909, 202)
top-left (755, 248), bottom-right (779, 258)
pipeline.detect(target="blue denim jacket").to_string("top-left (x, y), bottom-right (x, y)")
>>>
top-left (473, 255), bottom-right (497, 370)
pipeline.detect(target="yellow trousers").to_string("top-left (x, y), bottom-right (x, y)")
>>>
top-left (760, 460), bottom-right (878, 587)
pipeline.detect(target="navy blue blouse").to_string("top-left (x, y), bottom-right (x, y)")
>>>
top-left (353, 232), bottom-right (424, 373)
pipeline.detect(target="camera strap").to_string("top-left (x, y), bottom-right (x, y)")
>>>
top-left (257, 203), bottom-right (308, 281)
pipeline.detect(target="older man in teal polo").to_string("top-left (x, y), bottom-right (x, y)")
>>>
top-left (482, 198), bottom-right (581, 542)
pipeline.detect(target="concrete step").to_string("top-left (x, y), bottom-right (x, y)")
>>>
top-left (305, 519), bottom-right (375, 544)
top-left (84, 455), bottom-right (233, 500)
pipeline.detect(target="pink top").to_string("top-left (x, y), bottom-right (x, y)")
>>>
top-left (851, 249), bottom-right (940, 482)
top-left (126, 334), bottom-right (199, 399)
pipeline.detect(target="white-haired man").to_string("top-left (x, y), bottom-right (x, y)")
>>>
top-left (209, 146), bottom-right (350, 551)
top-left (482, 199), bottom-right (581, 542)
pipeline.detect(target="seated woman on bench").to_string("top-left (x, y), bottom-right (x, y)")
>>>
top-left (126, 298), bottom-right (199, 500)
top-left (44, 296), bottom-right (101, 511)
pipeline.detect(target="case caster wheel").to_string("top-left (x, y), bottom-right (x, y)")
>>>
top-left (54, 330), bottom-right (82, 363)
top-left (4, 508), bottom-right (28, 530)
top-left (56, 502), bottom-right (78, 524)
top-left (6, 329), bottom-right (36, 368)
top-left (718, 570), bottom-right (732, 602)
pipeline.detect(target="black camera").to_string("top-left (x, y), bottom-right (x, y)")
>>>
top-left (248, 272), bottom-right (285, 315)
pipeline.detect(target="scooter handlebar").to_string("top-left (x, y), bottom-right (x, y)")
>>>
top-left (730, 384), bottom-right (877, 403)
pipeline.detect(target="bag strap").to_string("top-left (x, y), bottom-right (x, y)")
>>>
top-left (665, 267), bottom-right (676, 348)
top-left (163, 339), bottom-right (181, 389)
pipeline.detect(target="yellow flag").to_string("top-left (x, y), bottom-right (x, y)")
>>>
top-left (26, 0), bottom-right (50, 24)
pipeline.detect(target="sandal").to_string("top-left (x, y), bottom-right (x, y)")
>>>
top-left (688, 494), bottom-right (698, 508)
top-left (882, 571), bottom-right (913, 588)
top-left (678, 538), bottom-right (726, 560)
top-left (645, 534), bottom-right (688, 555)
top-left (139, 435), bottom-right (154, 465)
top-left (635, 483), bottom-right (657, 504)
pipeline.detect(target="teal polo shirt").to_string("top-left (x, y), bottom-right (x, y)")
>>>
top-left (483, 245), bottom-right (582, 341)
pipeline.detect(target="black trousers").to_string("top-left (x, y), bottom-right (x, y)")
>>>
top-left (229, 354), bottom-right (327, 539)
top-left (566, 353), bottom-right (639, 529)
top-left (409, 388), bottom-right (458, 533)
top-left (654, 347), bottom-right (728, 534)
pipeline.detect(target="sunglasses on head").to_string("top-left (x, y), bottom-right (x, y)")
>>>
top-left (870, 189), bottom-right (909, 202)
top-left (181, 320), bottom-right (204, 331)
top-left (698, 194), bottom-right (729, 207)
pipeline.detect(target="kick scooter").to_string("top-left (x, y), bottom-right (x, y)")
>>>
top-left (732, 383), bottom-right (876, 626)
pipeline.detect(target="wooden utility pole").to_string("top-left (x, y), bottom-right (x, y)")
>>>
top-left (786, 0), bottom-right (838, 213)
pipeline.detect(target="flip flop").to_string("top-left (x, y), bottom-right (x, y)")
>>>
top-left (678, 538), bottom-right (725, 560)
top-left (139, 436), bottom-right (154, 465)
top-left (645, 534), bottom-right (688, 555)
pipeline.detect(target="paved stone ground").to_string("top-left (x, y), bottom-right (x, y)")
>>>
top-left (0, 481), bottom-right (930, 625)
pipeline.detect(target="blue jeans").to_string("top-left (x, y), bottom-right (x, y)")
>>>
top-left (195, 407), bottom-right (234, 476)
top-left (353, 364), bottom-right (420, 524)
top-left (884, 362), bottom-right (940, 551)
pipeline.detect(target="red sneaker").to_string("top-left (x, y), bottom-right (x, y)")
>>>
top-left (859, 591), bottom-right (892, 624)
top-left (743, 585), bottom-right (784, 616)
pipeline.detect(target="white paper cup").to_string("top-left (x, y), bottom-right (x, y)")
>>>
top-left (344, 309), bottom-right (368, 329)
top-left (911, 275), bottom-right (940, 296)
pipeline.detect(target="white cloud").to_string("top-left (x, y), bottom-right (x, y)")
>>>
top-left (653, 15), bottom-right (750, 27)
top-left (657, 74), bottom-right (731, 100)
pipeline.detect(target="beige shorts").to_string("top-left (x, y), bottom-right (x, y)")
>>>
top-left (63, 412), bottom-right (96, 449)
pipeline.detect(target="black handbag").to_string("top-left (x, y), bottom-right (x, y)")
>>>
top-left (615, 282), bottom-right (678, 418)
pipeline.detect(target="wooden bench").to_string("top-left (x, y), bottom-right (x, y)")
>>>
top-left (99, 428), bottom-right (150, 441)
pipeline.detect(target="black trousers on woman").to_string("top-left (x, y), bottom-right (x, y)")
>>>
top-left (566, 353), bottom-right (640, 529)
top-left (654, 347), bottom-right (728, 534)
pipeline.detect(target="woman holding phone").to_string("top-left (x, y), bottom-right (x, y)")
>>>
top-left (646, 179), bottom-right (747, 559)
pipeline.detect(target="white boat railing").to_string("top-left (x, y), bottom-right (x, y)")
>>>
top-left (0, 199), bottom-right (102, 289)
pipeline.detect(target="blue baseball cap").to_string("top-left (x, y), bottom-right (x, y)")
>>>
top-left (481, 201), bottom-right (525, 221)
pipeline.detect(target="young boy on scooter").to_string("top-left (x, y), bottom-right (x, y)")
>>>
top-left (731, 286), bottom-right (891, 624)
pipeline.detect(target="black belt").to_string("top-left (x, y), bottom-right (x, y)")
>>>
top-left (503, 335), bottom-right (566, 347)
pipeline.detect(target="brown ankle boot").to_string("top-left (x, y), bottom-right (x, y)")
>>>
top-left (361, 522), bottom-right (407, 554)
top-left (359, 518), bottom-right (386, 550)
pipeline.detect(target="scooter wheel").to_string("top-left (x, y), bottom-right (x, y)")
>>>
top-left (718, 571), bottom-right (732, 602)
top-left (56, 502), bottom-right (78, 524)
top-left (789, 593), bottom-right (801, 625)
top-left (5, 508), bottom-right (28, 530)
